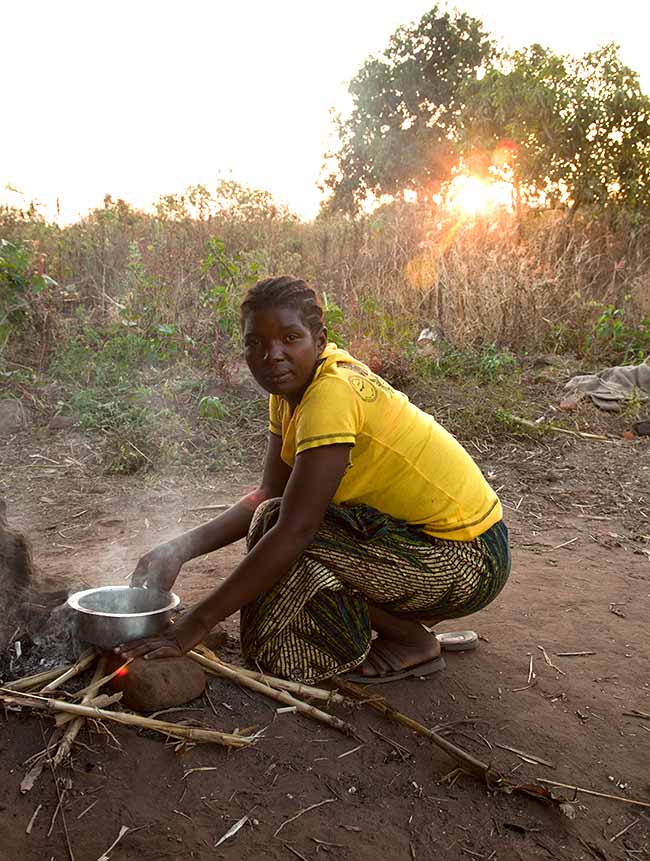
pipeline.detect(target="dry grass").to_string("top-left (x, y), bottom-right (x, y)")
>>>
top-left (3, 191), bottom-right (649, 368)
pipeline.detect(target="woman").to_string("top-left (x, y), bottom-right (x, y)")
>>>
top-left (118, 276), bottom-right (510, 684)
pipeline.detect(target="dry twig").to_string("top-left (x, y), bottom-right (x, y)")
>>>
top-left (536, 779), bottom-right (650, 810)
top-left (332, 677), bottom-right (570, 808)
top-left (536, 645), bottom-right (566, 676)
top-left (274, 798), bottom-right (336, 838)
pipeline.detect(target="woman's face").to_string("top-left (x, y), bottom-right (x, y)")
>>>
top-left (243, 306), bottom-right (327, 405)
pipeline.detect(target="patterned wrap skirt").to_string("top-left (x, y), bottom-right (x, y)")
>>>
top-left (240, 499), bottom-right (510, 684)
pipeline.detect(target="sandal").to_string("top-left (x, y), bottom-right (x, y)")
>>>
top-left (434, 630), bottom-right (479, 652)
top-left (345, 638), bottom-right (447, 685)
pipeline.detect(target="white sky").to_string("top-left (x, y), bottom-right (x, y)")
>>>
top-left (2, 0), bottom-right (649, 222)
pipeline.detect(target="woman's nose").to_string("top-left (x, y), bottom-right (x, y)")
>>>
top-left (264, 341), bottom-right (284, 361)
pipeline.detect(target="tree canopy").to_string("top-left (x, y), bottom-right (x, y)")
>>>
top-left (323, 5), bottom-right (494, 211)
top-left (462, 43), bottom-right (650, 212)
top-left (325, 6), bottom-right (650, 215)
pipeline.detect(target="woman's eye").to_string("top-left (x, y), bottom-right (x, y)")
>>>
top-left (285, 334), bottom-right (299, 342)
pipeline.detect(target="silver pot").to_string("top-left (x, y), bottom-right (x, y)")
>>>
top-left (67, 586), bottom-right (180, 650)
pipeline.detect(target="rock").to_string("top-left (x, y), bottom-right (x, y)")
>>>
top-left (202, 624), bottom-right (228, 652)
top-left (0, 399), bottom-right (31, 433)
top-left (633, 420), bottom-right (650, 437)
top-left (559, 395), bottom-right (579, 411)
top-left (108, 656), bottom-right (206, 711)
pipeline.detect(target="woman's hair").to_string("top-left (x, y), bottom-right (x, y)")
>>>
top-left (240, 276), bottom-right (325, 336)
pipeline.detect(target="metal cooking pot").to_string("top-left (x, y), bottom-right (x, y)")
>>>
top-left (67, 586), bottom-right (180, 650)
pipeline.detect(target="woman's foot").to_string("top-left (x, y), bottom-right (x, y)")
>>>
top-left (354, 632), bottom-right (442, 680)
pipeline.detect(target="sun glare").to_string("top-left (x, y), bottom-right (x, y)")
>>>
top-left (445, 175), bottom-right (513, 216)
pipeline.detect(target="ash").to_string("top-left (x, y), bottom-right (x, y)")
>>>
top-left (0, 601), bottom-right (86, 683)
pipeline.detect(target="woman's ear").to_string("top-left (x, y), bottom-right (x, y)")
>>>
top-left (318, 327), bottom-right (328, 351)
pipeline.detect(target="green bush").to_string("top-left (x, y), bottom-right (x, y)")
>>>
top-left (586, 302), bottom-right (650, 364)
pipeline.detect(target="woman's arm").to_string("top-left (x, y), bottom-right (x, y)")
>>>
top-left (130, 433), bottom-right (292, 591)
top-left (118, 442), bottom-right (351, 658)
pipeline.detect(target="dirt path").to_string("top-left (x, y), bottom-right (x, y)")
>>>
top-left (1, 425), bottom-right (649, 860)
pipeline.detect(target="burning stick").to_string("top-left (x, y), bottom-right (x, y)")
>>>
top-left (189, 649), bottom-right (356, 737)
top-left (0, 688), bottom-right (258, 748)
top-left (73, 659), bottom-right (132, 700)
top-left (40, 649), bottom-right (97, 693)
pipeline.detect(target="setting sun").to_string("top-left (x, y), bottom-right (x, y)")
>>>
top-left (445, 175), bottom-right (514, 216)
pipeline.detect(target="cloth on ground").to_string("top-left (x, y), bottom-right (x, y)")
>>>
top-left (240, 498), bottom-right (510, 684)
top-left (565, 359), bottom-right (650, 411)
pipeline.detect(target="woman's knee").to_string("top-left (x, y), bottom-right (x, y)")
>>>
top-left (247, 497), bottom-right (282, 549)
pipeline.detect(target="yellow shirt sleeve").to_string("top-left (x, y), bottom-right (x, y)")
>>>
top-left (268, 395), bottom-right (283, 436)
top-left (294, 376), bottom-right (362, 454)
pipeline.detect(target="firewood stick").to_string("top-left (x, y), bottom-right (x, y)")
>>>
top-left (0, 688), bottom-right (256, 748)
top-left (6, 663), bottom-right (75, 692)
top-left (40, 649), bottom-right (97, 693)
top-left (194, 646), bottom-right (346, 704)
top-left (189, 649), bottom-right (356, 737)
top-left (332, 677), bottom-right (489, 777)
top-left (53, 657), bottom-right (107, 765)
top-left (55, 693), bottom-right (123, 727)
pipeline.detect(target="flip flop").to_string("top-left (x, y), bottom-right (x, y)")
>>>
top-left (346, 655), bottom-right (446, 685)
top-left (434, 630), bottom-right (479, 652)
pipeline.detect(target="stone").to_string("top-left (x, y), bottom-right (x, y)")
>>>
top-left (108, 655), bottom-right (206, 712)
top-left (559, 395), bottom-right (579, 411)
top-left (0, 399), bottom-right (31, 433)
top-left (202, 624), bottom-right (228, 652)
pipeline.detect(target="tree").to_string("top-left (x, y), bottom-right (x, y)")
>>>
top-left (324, 5), bottom-right (494, 212)
top-left (461, 43), bottom-right (650, 213)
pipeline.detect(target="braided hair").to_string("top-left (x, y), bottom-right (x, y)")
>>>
top-left (240, 276), bottom-right (325, 336)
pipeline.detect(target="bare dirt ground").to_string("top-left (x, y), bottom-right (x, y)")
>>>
top-left (1, 419), bottom-right (649, 861)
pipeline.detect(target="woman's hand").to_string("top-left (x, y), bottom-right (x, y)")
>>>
top-left (129, 543), bottom-right (185, 592)
top-left (115, 630), bottom-right (183, 660)
top-left (114, 613), bottom-right (208, 660)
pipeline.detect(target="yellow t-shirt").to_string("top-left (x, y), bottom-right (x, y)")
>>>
top-left (269, 344), bottom-right (502, 541)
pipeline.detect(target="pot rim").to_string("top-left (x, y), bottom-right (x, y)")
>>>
top-left (67, 585), bottom-right (180, 619)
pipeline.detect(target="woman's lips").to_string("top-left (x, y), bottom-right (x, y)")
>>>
top-left (268, 370), bottom-right (292, 384)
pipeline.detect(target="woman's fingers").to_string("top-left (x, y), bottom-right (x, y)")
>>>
top-left (114, 636), bottom-right (181, 660)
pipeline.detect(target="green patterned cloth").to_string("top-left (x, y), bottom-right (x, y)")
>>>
top-left (240, 499), bottom-right (510, 683)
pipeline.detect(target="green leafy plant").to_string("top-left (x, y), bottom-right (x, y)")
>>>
top-left (586, 302), bottom-right (650, 363)
top-left (322, 292), bottom-right (346, 346)
top-left (0, 238), bottom-right (56, 351)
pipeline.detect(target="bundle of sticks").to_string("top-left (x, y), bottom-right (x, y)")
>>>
top-left (0, 643), bottom-right (359, 779)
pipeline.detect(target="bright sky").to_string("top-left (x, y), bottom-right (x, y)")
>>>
top-left (2, 0), bottom-right (649, 223)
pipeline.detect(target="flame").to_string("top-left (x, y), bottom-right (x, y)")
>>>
top-left (115, 664), bottom-right (129, 677)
